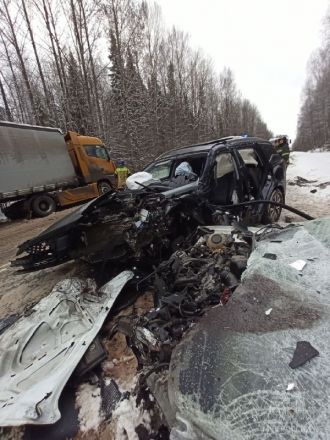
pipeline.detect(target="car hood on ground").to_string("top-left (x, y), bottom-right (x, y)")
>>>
top-left (0, 271), bottom-right (133, 426)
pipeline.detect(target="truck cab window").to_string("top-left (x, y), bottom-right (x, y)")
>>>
top-left (84, 145), bottom-right (109, 160)
top-left (96, 146), bottom-right (109, 160)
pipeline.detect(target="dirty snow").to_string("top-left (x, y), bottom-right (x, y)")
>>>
top-left (287, 152), bottom-right (330, 198)
top-left (283, 151), bottom-right (330, 221)
top-left (110, 395), bottom-right (152, 440)
top-left (287, 152), bottom-right (330, 195)
top-left (76, 382), bottom-right (103, 432)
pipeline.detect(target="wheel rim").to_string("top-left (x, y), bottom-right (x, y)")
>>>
top-left (39, 201), bottom-right (49, 212)
top-left (268, 189), bottom-right (283, 222)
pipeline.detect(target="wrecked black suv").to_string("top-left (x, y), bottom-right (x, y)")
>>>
top-left (144, 135), bottom-right (286, 223)
top-left (13, 136), bottom-right (286, 271)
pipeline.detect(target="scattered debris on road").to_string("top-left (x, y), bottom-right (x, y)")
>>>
top-left (286, 383), bottom-right (295, 392)
top-left (289, 259), bottom-right (307, 271)
top-left (289, 341), bottom-right (320, 369)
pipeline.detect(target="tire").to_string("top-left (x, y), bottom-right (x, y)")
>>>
top-left (262, 188), bottom-right (284, 224)
top-left (98, 181), bottom-right (113, 195)
top-left (31, 194), bottom-right (56, 217)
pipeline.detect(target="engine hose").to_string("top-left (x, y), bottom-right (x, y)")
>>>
top-left (215, 200), bottom-right (314, 221)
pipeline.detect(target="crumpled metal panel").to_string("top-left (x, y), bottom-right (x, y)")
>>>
top-left (167, 218), bottom-right (330, 439)
top-left (0, 270), bottom-right (133, 426)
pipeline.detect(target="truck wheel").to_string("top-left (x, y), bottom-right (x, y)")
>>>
top-left (98, 181), bottom-right (113, 195)
top-left (31, 194), bottom-right (56, 217)
top-left (262, 188), bottom-right (284, 224)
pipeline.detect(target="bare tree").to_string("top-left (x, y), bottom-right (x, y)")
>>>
top-left (1, 0), bottom-right (39, 123)
top-left (21, 0), bottom-right (51, 122)
top-left (0, 75), bottom-right (12, 120)
top-left (0, 0), bottom-right (272, 165)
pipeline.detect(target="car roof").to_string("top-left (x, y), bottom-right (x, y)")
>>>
top-left (155, 136), bottom-right (270, 160)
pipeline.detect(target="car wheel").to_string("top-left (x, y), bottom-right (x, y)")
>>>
top-left (98, 181), bottom-right (113, 195)
top-left (262, 188), bottom-right (284, 224)
top-left (31, 194), bottom-right (56, 217)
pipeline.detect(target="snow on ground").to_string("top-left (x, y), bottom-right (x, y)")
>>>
top-left (76, 382), bottom-right (102, 432)
top-left (283, 151), bottom-right (330, 221)
top-left (287, 151), bottom-right (330, 197)
top-left (109, 394), bottom-right (152, 440)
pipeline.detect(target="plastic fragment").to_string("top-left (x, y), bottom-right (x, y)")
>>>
top-left (286, 383), bottom-right (295, 391)
top-left (289, 341), bottom-right (319, 369)
top-left (289, 260), bottom-right (306, 271)
top-left (265, 308), bottom-right (272, 315)
top-left (263, 253), bottom-right (277, 260)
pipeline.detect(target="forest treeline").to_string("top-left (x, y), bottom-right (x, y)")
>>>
top-left (294, 11), bottom-right (330, 151)
top-left (0, 0), bottom-right (272, 167)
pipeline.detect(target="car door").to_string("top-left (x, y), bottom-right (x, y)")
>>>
top-left (209, 148), bottom-right (243, 204)
top-left (235, 144), bottom-right (266, 200)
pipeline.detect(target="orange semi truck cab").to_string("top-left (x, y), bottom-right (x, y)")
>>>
top-left (57, 131), bottom-right (117, 207)
top-left (0, 121), bottom-right (117, 217)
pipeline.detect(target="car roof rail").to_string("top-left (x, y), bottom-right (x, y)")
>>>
top-left (178, 136), bottom-right (238, 150)
top-left (157, 136), bottom-right (239, 158)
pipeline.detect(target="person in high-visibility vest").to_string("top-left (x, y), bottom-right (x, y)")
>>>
top-left (115, 160), bottom-right (131, 188)
top-left (277, 137), bottom-right (290, 166)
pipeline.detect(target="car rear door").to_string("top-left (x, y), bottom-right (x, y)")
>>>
top-left (206, 146), bottom-right (244, 204)
top-left (234, 143), bottom-right (267, 200)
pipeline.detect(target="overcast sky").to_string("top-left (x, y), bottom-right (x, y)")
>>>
top-left (158, 0), bottom-right (329, 139)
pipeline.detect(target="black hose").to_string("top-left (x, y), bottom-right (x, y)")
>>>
top-left (214, 200), bottom-right (314, 221)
